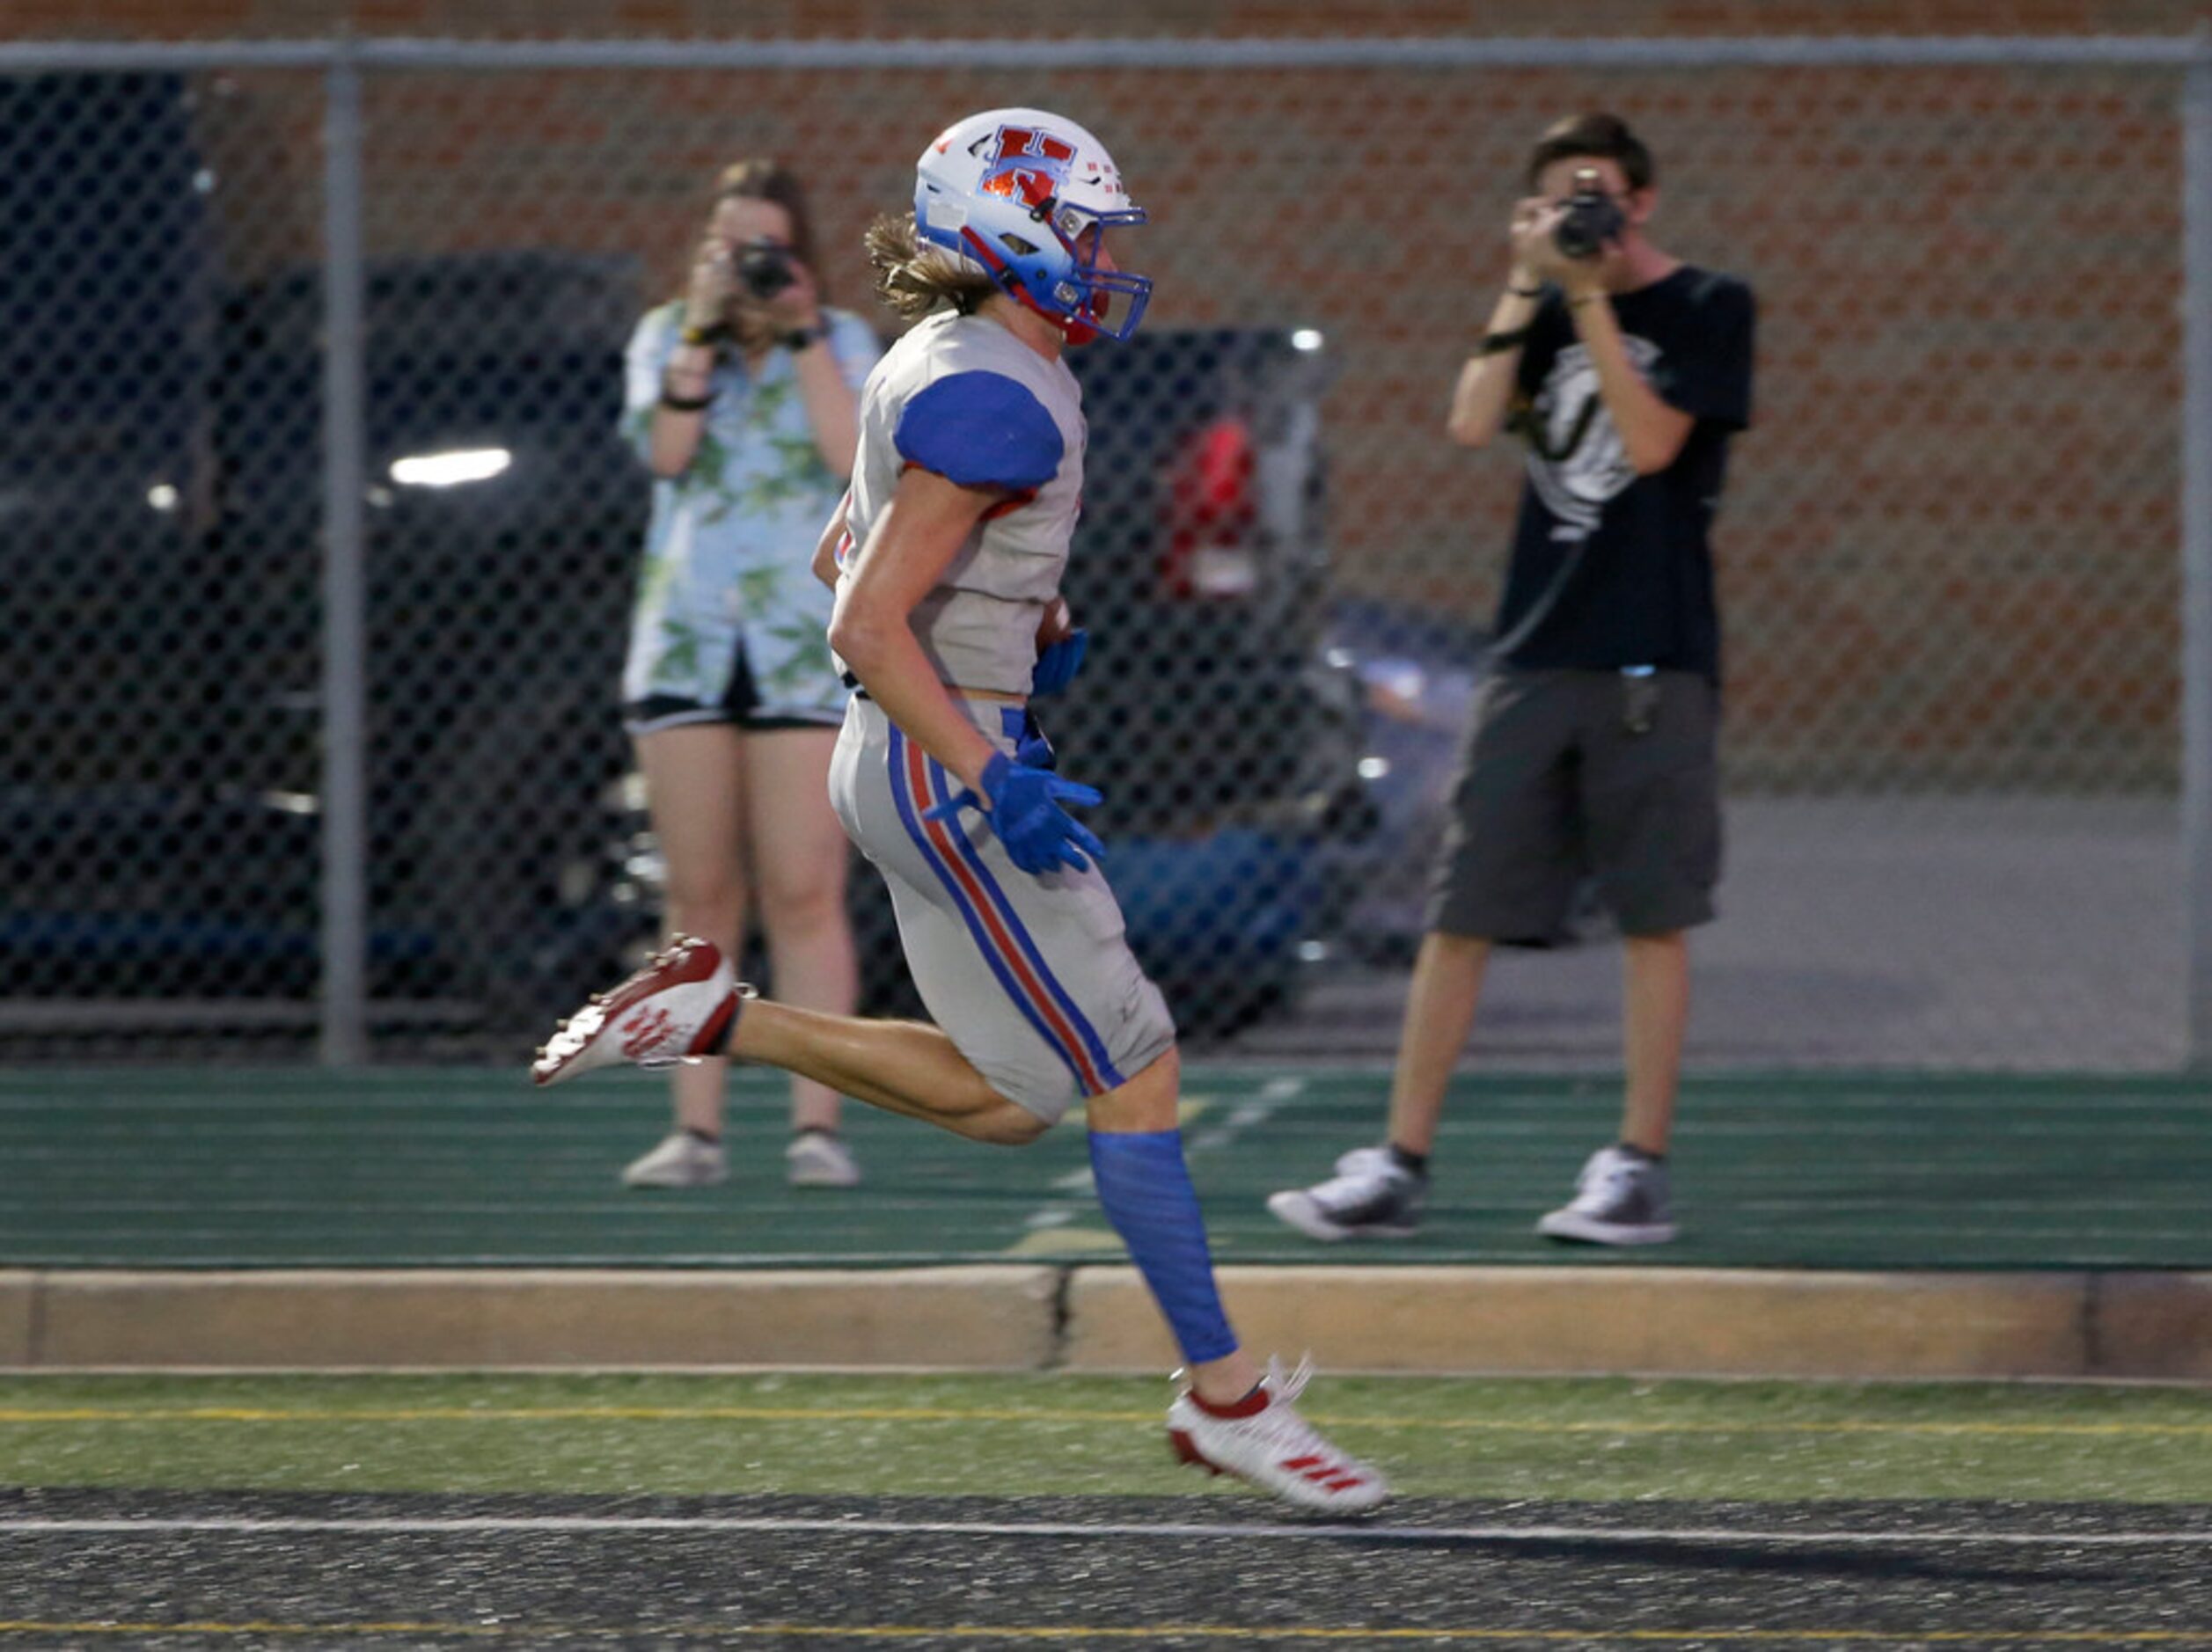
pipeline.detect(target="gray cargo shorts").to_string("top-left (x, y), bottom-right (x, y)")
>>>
top-left (1426, 668), bottom-right (1722, 942)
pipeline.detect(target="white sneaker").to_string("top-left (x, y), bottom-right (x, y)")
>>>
top-left (1166, 1356), bottom-right (1389, 1514)
top-left (785, 1129), bottom-right (861, 1188)
top-left (531, 936), bottom-right (750, 1087)
top-left (1536, 1144), bottom-right (1677, 1245)
top-left (1266, 1146), bottom-right (1425, 1242)
top-left (621, 1130), bottom-right (729, 1189)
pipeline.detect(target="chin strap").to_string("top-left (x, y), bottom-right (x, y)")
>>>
top-left (959, 225), bottom-right (1100, 342)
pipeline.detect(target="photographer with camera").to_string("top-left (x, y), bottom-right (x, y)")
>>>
top-left (1271, 112), bottom-right (1754, 1246)
top-left (617, 159), bottom-right (883, 1192)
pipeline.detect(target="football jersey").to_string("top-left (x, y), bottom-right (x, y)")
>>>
top-left (841, 308), bottom-right (1086, 696)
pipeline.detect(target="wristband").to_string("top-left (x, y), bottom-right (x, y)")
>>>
top-left (679, 321), bottom-right (730, 347)
top-left (1476, 325), bottom-right (1533, 357)
top-left (781, 324), bottom-right (825, 351)
top-left (659, 389), bottom-right (713, 413)
top-left (1508, 283), bottom-right (1544, 298)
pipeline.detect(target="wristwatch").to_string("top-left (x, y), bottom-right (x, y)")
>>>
top-left (781, 323), bottom-right (825, 352)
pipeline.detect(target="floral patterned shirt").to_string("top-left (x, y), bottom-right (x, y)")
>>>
top-left (620, 301), bottom-right (882, 719)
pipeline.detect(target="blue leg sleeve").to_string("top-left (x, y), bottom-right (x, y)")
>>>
top-left (1088, 1129), bottom-right (1238, 1365)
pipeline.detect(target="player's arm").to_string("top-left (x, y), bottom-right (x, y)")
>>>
top-left (1559, 281), bottom-right (1695, 476)
top-left (810, 491), bottom-right (851, 591)
top-left (828, 466), bottom-right (1006, 792)
top-left (1447, 197), bottom-right (1552, 450)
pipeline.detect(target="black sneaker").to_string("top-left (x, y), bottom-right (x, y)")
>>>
top-left (1536, 1145), bottom-right (1677, 1245)
top-left (1266, 1146), bottom-right (1425, 1241)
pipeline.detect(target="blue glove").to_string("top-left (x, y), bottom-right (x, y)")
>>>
top-left (1031, 627), bottom-right (1088, 698)
top-left (925, 751), bottom-right (1105, 875)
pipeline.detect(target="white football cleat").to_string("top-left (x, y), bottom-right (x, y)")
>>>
top-left (531, 936), bottom-right (750, 1088)
top-left (1166, 1356), bottom-right (1389, 1514)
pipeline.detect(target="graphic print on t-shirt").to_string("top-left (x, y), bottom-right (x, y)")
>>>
top-left (1525, 334), bottom-right (1662, 543)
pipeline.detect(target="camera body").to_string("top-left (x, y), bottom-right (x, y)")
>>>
top-left (736, 238), bottom-right (797, 301)
top-left (1552, 166), bottom-right (1625, 261)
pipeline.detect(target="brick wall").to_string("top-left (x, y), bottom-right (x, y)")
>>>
top-left (11, 4), bottom-right (2199, 786)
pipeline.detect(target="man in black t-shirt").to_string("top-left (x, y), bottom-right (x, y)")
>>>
top-left (1272, 113), bottom-right (1754, 1246)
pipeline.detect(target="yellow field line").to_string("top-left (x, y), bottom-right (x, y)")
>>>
top-left (3, 1405), bottom-right (2211, 1438)
top-left (4, 1621), bottom-right (2211, 1642)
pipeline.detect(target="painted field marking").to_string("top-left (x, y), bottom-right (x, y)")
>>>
top-left (6, 1622), bottom-right (2212, 1644)
top-left (6, 1405), bottom-right (2212, 1438)
top-left (4, 1515), bottom-right (2212, 1548)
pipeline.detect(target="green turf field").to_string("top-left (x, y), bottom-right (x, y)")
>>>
top-left (7, 1371), bottom-right (2212, 1502)
top-left (4, 1066), bottom-right (2210, 1269)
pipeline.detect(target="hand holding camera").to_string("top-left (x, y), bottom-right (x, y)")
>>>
top-left (1551, 166), bottom-right (1626, 261)
top-left (685, 223), bottom-right (821, 341)
top-left (683, 231), bottom-right (737, 333)
top-left (1506, 164), bottom-right (1627, 292)
top-left (738, 238), bottom-right (823, 334)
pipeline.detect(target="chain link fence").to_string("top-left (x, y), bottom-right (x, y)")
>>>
top-left (0, 40), bottom-right (2202, 1068)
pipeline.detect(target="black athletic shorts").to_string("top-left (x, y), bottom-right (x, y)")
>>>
top-left (623, 640), bottom-right (846, 738)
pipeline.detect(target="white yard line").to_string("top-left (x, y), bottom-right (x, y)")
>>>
top-left (2, 1516), bottom-right (2208, 1546)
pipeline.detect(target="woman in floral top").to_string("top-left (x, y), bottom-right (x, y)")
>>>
top-left (617, 160), bottom-right (883, 1191)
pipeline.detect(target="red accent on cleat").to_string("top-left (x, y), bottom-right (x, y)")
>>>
top-left (691, 993), bottom-right (738, 1058)
top-left (619, 1006), bottom-right (677, 1060)
top-left (1168, 1429), bottom-right (1221, 1473)
top-left (1188, 1384), bottom-right (1271, 1421)
top-left (530, 936), bottom-right (742, 1088)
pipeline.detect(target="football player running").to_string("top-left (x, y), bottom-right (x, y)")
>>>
top-left (533, 108), bottom-right (1388, 1515)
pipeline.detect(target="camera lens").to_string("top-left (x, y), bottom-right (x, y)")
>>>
top-left (1552, 191), bottom-right (1625, 261)
top-left (737, 239), bottom-right (795, 300)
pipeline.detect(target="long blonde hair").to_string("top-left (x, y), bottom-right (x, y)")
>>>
top-left (864, 212), bottom-right (1000, 321)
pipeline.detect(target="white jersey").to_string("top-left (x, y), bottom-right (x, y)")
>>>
top-left (841, 309), bottom-right (1087, 696)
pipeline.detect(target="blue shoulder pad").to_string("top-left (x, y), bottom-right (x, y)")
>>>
top-left (895, 370), bottom-right (1066, 493)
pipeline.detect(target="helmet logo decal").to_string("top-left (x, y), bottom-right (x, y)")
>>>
top-left (978, 123), bottom-right (1076, 212)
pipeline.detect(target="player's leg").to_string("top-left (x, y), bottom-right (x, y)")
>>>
top-left (1270, 670), bottom-right (1579, 1240)
top-left (1083, 1049), bottom-right (1386, 1509)
top-left (1081, 1044), bottom-right (1253, 1401)
top-left (726, 990), bottom-right (1045, 1145)
top-left (620, 718), bottom-right (750, 1188)
top-left (539, 698), bottom-right (1046, 1146)
top-left (875, 713), bottom-right (1386, 1509)
top-left (537, 925), bottom-right (1047, 1147)
top-left (743, 723), bottom-right (863, 1183)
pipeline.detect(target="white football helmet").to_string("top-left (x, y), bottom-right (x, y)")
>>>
top-left (913, 107), bottom-right (1151, 343)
